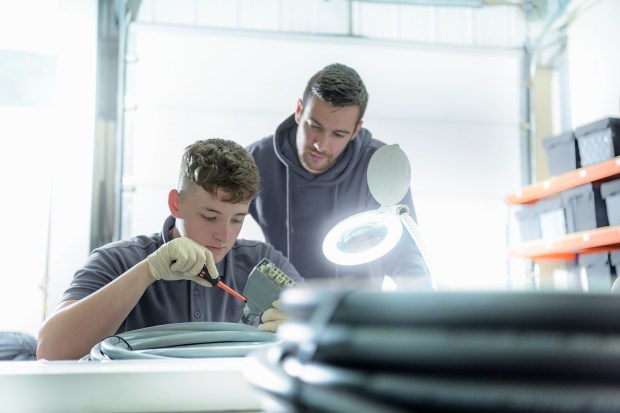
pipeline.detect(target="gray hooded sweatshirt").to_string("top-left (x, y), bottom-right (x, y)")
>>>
top-left (247, 114), bottom-right (431, 288)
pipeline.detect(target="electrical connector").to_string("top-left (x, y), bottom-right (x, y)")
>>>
top-left (241, 258), bottom-right (297, 325)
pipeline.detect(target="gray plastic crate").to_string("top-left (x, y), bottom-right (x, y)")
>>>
top-left (574, 117), bottom-right (620, 166)
top-left (578, 252), bottom-right (612, 292)
top-left (542, 131), bottom-right (580, 176)
top-left (515, 204), bottom-right (541, 242)
top-left (611, 251), bottom-right (620, 293)
top-left (537, 197), bottom-right (567, 239)
top-left (611, 251), bottom-right (620, 282)
top-left (601, 178), bottom-right (620, 226)
top-left (561, 183), bottom-right (608, 233)
top-left (612, 250), bottom-right (620, 273)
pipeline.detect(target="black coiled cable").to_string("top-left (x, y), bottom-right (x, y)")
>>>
top-left (245, 287), bottom-right (620, 413)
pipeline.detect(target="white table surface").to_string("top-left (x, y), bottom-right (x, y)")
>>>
top-left (0, 357), bottom-right (263, 413)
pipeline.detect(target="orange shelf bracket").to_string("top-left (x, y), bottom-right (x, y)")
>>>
top-left (507, 156), bottom-right (620, 205)
top-left (508, 226), bottom-right (620, 260)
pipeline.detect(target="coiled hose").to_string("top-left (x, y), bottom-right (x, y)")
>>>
top-left (85, 322), bottom-right (278, 361)
top-left (0, 331), bottom-right (37, 361)
top-left (245, 287), bottom-right (620, 413)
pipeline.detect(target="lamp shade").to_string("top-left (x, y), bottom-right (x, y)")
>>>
top-left (367, 144), bottom-right (411, 207)
top-left (322, 207), bottom-right (403, 266)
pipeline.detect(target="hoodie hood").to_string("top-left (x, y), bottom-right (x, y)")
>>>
top-left (273, 114), bottom-right (373, 186)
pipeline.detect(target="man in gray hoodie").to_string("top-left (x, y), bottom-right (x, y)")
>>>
top-left (247, 63), bottom-right (431, 289)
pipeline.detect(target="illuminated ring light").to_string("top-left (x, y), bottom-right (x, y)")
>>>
top-left (322, 209), bottom-right (403, 266)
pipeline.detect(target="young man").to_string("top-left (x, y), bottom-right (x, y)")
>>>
top-left (37, 139), bottom-right (303, 360)
top-left (247, 63), bottom-right (431, 288)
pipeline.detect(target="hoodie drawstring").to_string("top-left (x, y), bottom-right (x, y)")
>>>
top-left (333, 184), bottom-right (340, 279)
top-left (285, 163), bottom-right (291, 258)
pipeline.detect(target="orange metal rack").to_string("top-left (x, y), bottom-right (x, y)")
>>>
top-left (507, 156), bottom-right (620, 260)
top-left (507, 156), bottom-right (620, 205)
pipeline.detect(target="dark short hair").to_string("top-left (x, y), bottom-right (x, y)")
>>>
top-left (302, 63), bottom-right (369, 123)
top-left (179, 139), bottom-right (259, 203)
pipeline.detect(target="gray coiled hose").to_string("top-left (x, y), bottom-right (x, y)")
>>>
top-left (0, 331), bottom-right (37, 361)
top-left (85, 322), bottom-right (278, 361)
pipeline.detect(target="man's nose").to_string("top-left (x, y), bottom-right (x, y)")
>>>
top-left (313, 133), bottom-right (327, 151)
top-left (214, 223), bottom-right (230, 244)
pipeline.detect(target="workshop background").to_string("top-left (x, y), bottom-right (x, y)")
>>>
top-left (0, 0), bottom-right (618, 337)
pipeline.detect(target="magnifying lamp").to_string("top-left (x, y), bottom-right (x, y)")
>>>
top-left (322, 144), bottom-right (432, 275)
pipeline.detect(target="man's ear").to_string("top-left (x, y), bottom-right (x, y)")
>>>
top-left (294, 99), bottom-right (303, 124)
top-left (351, 120), bottom-right (363, 140)
top-left (168, 189), bottom-right (181, 218)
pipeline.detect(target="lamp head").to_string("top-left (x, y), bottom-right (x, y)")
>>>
top-left (322, 206), bottom-right (405, 266)
top-left (323, 145), bottom-right (413, 266)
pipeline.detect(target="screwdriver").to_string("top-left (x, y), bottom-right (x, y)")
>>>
top-left (197, 264), bottom-right (247, 303)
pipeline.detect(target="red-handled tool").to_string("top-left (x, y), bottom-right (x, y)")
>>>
top-left (197, 264), bottom-right (247, 303)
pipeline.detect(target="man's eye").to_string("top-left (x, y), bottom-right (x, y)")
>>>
top-left (309, 124), bottom-right (320, 130)
top-left (203, 216), bottom-right (216, 221)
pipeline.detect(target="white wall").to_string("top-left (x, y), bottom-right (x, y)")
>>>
top-left (566, 0), bottom-right (620, 128)
top-left (0, 0), bottom-right (97, 336)
top-left (121, 25), bottom-right (522, 290)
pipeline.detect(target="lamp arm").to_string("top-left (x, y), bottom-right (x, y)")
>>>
top-left (396, 206), bottom-right (434, 282)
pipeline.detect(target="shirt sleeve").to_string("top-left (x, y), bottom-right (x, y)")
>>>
top-left (62, 250), bottom-right (122, 302)
top-left (61, 239), bottom-right (154, 303)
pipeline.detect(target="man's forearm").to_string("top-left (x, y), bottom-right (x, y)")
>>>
top-left (36, 260), bottom-right (155, 360)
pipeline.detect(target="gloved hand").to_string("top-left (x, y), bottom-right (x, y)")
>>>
top-left (147, 237), bottom-right (218, 287)
top-left (258, 299), bottom-right (289, 332)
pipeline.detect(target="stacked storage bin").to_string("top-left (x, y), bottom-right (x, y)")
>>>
top-left (514, 131), bottom-right (577, 243)
top-left (562, 182), bottom-right (609, 232)
top-left (516, 118), bottom-right (620, 245)
top-left (561, 117), bottom-right (620, 235)
top-left (514, 201), bottom-right (570, 243)
top-left (542, 131), bottom-right (580, 175)
top-left (577, 252), bottom-right (613, 293)
top-left (528, 118), bottom-right (620, 293)
top-left (515, 204), bottom-right (541, 242)
top-left (514, 131), bottom-right (577, 244)
top-left (574, 117), bottom-right (620, 166)
top-left (537, 118), bottom-right (620, 242)
top-left (537, 197), bottom-right (567, 239)
top-left (601, 178), bottom-right (620, 226)
top-left (612, 251), bottom-right (620, 293)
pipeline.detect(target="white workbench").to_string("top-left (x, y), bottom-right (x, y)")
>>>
top-left (0, 357), bottom-right (263, 412)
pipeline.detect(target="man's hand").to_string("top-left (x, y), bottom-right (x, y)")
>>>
top-left (147, 237), bottom-right (218, 287)
top-left (258, 299), bottom-right (289, 332)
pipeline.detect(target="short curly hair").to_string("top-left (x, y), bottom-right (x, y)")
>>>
top-left (179, 139), bottom-right (259, 203)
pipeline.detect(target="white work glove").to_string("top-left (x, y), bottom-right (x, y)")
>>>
top-left (147, 237), bottom-right (218, 288)
top-left (258, 299), bottom-right (290, 333)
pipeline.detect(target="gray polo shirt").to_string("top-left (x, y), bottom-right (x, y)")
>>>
top-left (63, 216), bottom-right (303, 334)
